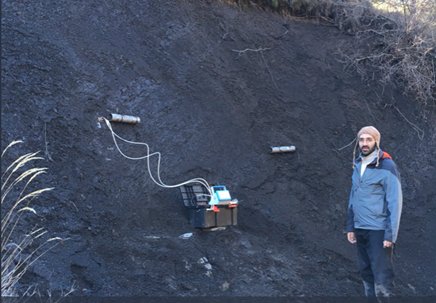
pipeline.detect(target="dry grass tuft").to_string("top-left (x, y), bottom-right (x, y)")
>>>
top-left (1, 141), bottom-right (64, 296)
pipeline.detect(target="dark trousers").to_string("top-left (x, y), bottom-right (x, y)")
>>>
top-left (355, 229), bottom-right (394, 297)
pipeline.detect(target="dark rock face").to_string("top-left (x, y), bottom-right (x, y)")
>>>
top-left (2, 0), bottom-right (435, 297)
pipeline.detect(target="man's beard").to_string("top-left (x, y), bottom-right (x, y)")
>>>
top-left (360, 145), bottom-right (376, 156)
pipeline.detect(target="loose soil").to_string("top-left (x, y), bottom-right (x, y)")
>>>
top-left (1, 0), bottom-right (435, 297)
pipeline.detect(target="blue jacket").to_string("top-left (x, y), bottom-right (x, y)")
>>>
top-left (346, 149), bottom-right (403, 243)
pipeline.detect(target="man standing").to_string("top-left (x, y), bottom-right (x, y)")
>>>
top-left (346, 126), bottom-right (403, 297)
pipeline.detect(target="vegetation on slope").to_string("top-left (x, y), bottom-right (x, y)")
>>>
top-left (231, 0), bottom-right (436, 105)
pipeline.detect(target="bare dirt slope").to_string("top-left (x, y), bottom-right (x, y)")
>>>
top-left (2, 0), bottom-right (435, 297)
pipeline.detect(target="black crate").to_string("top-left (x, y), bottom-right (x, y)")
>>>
top-left (179, 185), bottom-right (238, 229)
top-left (179, 184), bottom-right (209, 209)
top-left (189, 207), bottom-right (238, 229)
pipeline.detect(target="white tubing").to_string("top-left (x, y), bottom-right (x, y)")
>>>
top-left (102, 118), bottom-right (213, 199)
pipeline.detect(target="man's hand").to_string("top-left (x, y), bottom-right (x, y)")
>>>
top-left (347, 232), bottom-right (356, 244)
top-left (383, 240), bottom-right (393, 248)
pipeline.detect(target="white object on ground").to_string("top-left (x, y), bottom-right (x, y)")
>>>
top-left (179, 232), bottom-right (193, 239)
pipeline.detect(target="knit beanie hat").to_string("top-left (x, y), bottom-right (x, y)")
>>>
top-left (353, 126), bottom-right (381, 168)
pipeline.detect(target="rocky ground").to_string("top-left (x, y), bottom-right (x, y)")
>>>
top-left (1, 0), bottom-right (435, 297)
